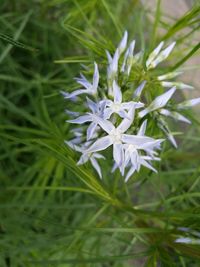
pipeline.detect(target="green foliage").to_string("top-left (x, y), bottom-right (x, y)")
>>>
top-left (0, 0), bottom-right (200, 266)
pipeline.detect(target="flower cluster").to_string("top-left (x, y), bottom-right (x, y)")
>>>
top-left (62, 31), bottom-right (200, 181)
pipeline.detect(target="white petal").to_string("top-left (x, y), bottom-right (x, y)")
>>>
top-left (86, 97), bottom-right (97, 113)
top-left (121, 48), bottom-right (129, 72)
top-left (91, 114), bottom-right (115, 133)
top-left (177, 97), bottom-right (200, 109)
top-left (142, 155), bottom-right (160, 161)
top-left (125, 40), bottom-right (135, 76)
top-left (77, 154), bottom-right (89, 165)
top-left (106, 50), bottom-right (112, 64)
top-left (118, 30), bottom-right (128, 54)
top-left (90, 157), bottom-right (102, 179)
top-left (137, 120), bottom-right (147, 136)
top-left (75, 76), bottom-right (91, 90)
top-left (113, 80), bottom-right (122, 103)
top-left (113, 143), bottom-right (124, 166)
top-left (175, 237), bottom-right (193, 244)
top-left (93, 62), bottom-right (99, 93)
top-left (130, 151), bottom-right (140, 170)
top-left (62, 89), bottom-right (88, 99)
top-left (140, 139), bottom-right (164, 150)
top-left (160, 109), bottom-right (191, 124)
top-left (138, 108), bottom-right (149, 118)
top-left (117, 109), bottom-right (130, 119)
top-left (146, 41), bottom-right (164, 68)
top-left (111, 162), bottom-right (118, 173)
top-left (167, 132), bottom-right (177, 148)
top-left (103, 108), bottom-right (113, 119)
top-left (158, 71), bottom-right (182, 81)
top-left (86, 136), bottom-right (113, 153)
top-left (111, 49), bottom-right (119, 74)
top-left (129, 40), bottom-right (136, 55)
top-left (87, 122), bottom-right (98, 140)
top-left (125, 166), bottom-right (136, 182)
top-left (146, 87), bottom-right (176, 113)
top-left (122, 134), bottom-right (154, 145)
top-left (161, 81), bottom-right (194, 90)
top-left (117, 107), bottom-right (135, 133)
top-left (133, 81), bottom-right (146, 98)
top-left (150, 42), bottom-right (176, 68)
top-left (65, 140), bottom-right (81, 151)
top-left (65, 109), bottom-right (80, 117)
top-left (67, 114), bottom-right (91, 124)
top-left (122, 101), bottom-right (144, 109)
top-left (140, 158), bottom-right (157, 173)
top-left (93, 153), bottom-right (105, 160)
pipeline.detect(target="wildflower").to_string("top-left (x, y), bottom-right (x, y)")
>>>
top-left (62, 30), bottom-right (200, 181)
top-left (62, 62), bottom-right (99, 99)
top-left (146, 41), bottom-right (176, 69)
top-left (104, 80), bottom-right (144, 119)
top-left (139, 87), bottom-right (176, 118)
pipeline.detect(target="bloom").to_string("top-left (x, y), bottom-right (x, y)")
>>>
top-left (61, 62), bottom-right (99, 99)
top-left (62, 30), bottom-right (200, 181)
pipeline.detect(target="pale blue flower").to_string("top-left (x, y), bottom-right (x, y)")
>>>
top-left (86, 110), bottom-right (163, 169)
top-left (146, 41), bottom-right (176, 69)
top-left (177, 97), bottom-right (200, 109)
top-left (117, 30), bottom-right (128, 55)
top-left (121, 40), bottom-right (135, 76)
top-left (62, 62), bottom-right (99, 99)
top-left (104, 80), bottom-right (144, 119)
top-left (67, 98), bottom-right (107, 141)
top-left (139, 87), bottom-right (176, 118)
top-left (77, 152), bottom-right (105, 179)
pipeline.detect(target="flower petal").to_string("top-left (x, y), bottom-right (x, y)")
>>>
top-left (62, 89), bottom-right (88, 99)
top-left (90, 157), bottom-right (102, 178)
top-left (93, 153), bottom-right (105, 160)
top-left (140, 158), bottom-right (157, 173)
top-left (77, 154), bottom-right (89, 165)
top-left (86, 136), bottom-right (113, 153)
top-left (161, 81), bottom-right (194, 90)
top-left (150, 42), bottom-right (176, 68)
top-left (87, 122), bottom-right (98, 140)
top-left (86, 97), bottom-right (97, 113)
top-left (146, 41), bottom-right (164, 68)
top-left (139, 87), bottom-right (176, 117)
top-left (118, 30), bottom-right (128, 54)
top-left (177, 97), bottom-right (200, 109)
top-left (117, 107), bottom-right (135, 133)
top-left (160, 109), bottom-right (191, 124)
top-left (133, 81), bottom-right (146, 98)
top-left (103, 108), bottom-right (113, 119)
top-left (113, 80), bottom-right (122, 103)
top-left (137, 120), bottom-right (147, 136)
top-left (122, 134), bottom-right (154, 145)
top-left (140, 139), bottom-right (164, 150)
top-left (75, 75), bottom-right (91, 89)
top-left (117, 109), bottom-right (130, 119)
top-left (125, 166), bottom-right (136, 182)
top-left (158, 71), bottom-right (182, 81)
top-left (91, 114), bottom-right (115, 133)
top-left (93, 62), bottom-right (99, 93)
top-left (65, 109), bottom-right (80, 117)
top-left (67, 114), bottom-right (91, 124)
top-left (113, 143), bottom-right (124, 166)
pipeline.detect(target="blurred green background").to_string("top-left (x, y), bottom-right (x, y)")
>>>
top-left (1, 0), bottom-right (200, 266)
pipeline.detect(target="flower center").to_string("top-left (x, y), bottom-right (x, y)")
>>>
top-left (109, 129), bottom-right (122, 143)
top-left (111, 103), bottom-right (121, 112)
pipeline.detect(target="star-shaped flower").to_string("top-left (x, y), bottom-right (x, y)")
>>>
top-left (104, 80), bottom-right (144, 119)
top-left (86, 109), bottom-right (163, 168)
top-left (61, 62), bottom-right (99, 99)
